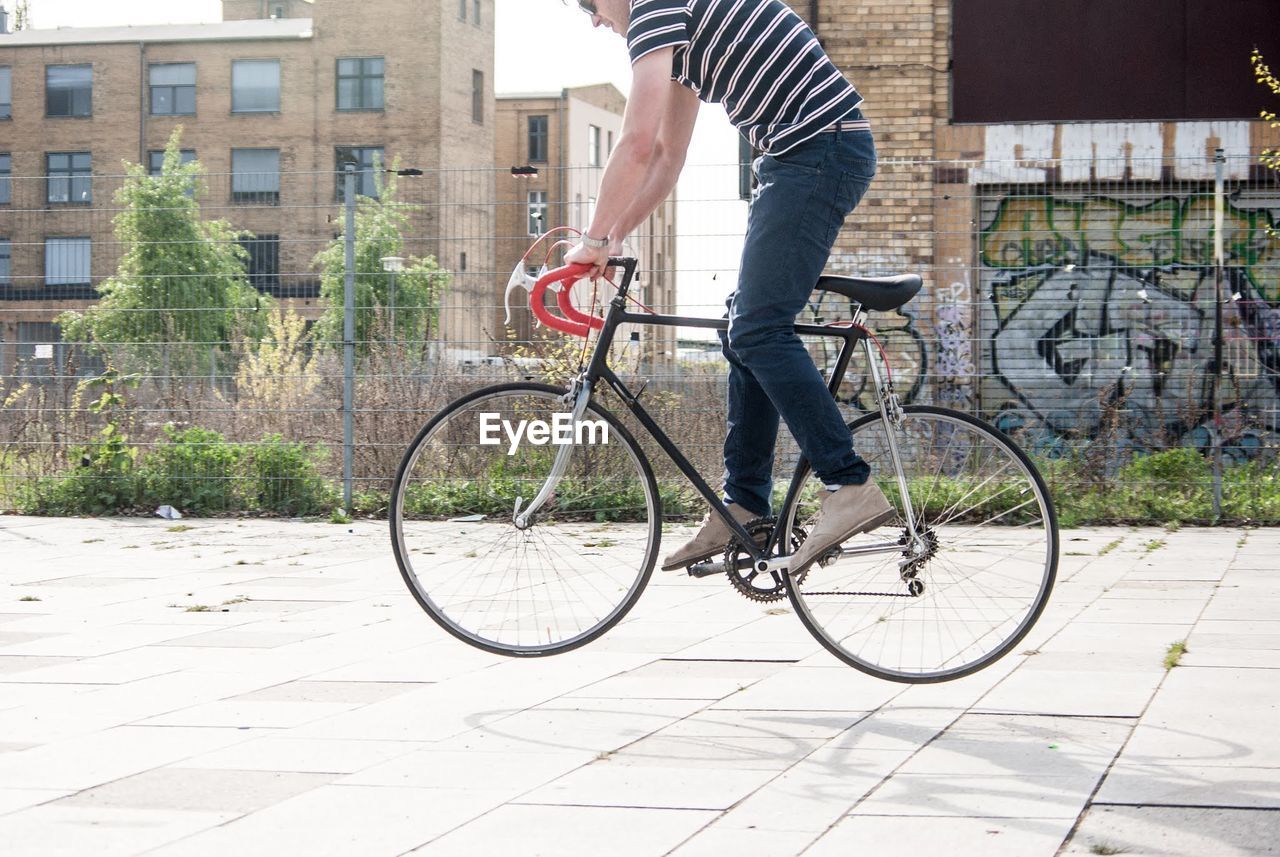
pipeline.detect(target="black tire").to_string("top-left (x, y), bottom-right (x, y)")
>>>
top-left (780, 405), bottom-right (1058, 682)
top-left (390, 383), bottom-right (661, 656)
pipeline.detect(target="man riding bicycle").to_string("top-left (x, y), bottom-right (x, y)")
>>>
top-left (564, 0), bottom-right (894, 575)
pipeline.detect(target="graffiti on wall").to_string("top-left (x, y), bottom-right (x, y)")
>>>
top-left (978, 193), bottom-right (1280, 452)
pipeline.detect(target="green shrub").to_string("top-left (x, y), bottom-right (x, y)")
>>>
top-left (249, 434), bottom-right (333, 515)
top-left (139, 425), bottom-right (242, 515)
top-left (1116, 447), bottom-right (1212, 522)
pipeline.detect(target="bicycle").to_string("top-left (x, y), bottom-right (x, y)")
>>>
top-left (390, 256), bottom-right (1059, 683)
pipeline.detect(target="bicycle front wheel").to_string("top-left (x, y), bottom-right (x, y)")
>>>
top-left (390, 383), bottom-right (660, 656)
top-left (781, 405), bottom-right (1058, 682)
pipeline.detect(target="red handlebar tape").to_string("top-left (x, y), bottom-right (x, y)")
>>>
top-left (531, 262), bottom-right (606, 338)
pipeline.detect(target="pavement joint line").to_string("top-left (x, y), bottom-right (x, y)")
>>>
top-left (658, 657), bottom-right (801, 664)
top-left (1088, 803), bottom-right (1280, 812)
top-left (1051, 532), bottom-right (1244, 856)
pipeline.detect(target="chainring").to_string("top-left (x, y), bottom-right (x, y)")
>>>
top-left (724, 519), bottom-right (806, 603)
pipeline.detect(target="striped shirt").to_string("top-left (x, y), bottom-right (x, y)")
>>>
top-left (627, 0), bottom-right (864, 154)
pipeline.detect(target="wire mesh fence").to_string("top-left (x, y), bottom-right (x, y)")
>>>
top-left (1, 150), bottom-right (1277, 523)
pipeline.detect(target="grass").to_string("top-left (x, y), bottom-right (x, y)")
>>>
top-left (166, 524), bottom-right (193, 533)
top-left (1098, 538), bottom-right (1123, 556)
top-left (328, 507), bottom-right (353, 524)
top-left (1164, 640), bottom-right (1189, 670)
top-left (17, 595), bottom-right (41, 602)
top-left (1142, 539), bottom-right (1166, 555)
top-left (185, 604), bottom-right (214, 612)
top-left (1089, 844), bottom-right (1128, 856)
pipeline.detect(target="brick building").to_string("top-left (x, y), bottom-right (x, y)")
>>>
top-left (495, 84), bottom-right (678, 364)
top-left (781, 0), bottom-right (1280, 444)
top-left (0, 0), bottom-right (495, 372)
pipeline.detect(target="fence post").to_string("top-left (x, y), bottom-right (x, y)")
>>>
top-left (342, 165), bottom-right (356, 510)
top-left (1211, 147), bottom-right (1226, 521)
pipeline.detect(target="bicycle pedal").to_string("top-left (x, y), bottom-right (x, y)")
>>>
top-left (686, 560), bottom-right (726, 578)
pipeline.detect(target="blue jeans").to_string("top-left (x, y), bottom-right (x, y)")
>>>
top-left (718, 126), bottom-right (877, 518)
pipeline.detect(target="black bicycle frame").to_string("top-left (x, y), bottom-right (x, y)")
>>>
top-left (572, 258), bottom-right (873, 564)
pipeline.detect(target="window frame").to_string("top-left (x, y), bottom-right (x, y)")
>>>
top-left (335, 56), bottom-right (385, 112)
top-left (231, 59), bottom-right (281, 114)
top-left (46, 152), bottom-right (93, 205)
top-left (528, 115), bottom-right (549, 163)
top-left (0, 153), bottom-right (10, 205)
top-left (527, 190), bottom-right (548, 236)
top-left (0, 66), bottom-right (11, 119)
top-left (0, 238), bottom-right (11, 286)
top-left (149, 62), bottom-right (197, 116)
top-left (239, 233), bottom-right (280, 292)
top-left (472, 69), bottom-right (484, 124)
top-left (231, 147), bottom-right (281, 205)
top-left (588, 125), bottom-right (602, 168)
top-left (335, 146), bottom-right (384, 201)
top-left (147, 149), bottom-right (198, 176)
top-left (46, 64), bottom-right (93, 118)
top-left (44, 237), bottom-right (91, 286)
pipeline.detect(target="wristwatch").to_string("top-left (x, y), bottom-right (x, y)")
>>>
top-left (580, 234), bottom-right (609, 249)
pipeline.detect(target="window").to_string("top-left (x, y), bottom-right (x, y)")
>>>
top-left (473, 0), bottom-right (481, 25)
top-left (147, 149), bottom-right (198, 175)
top-left (952, 0), bottom-right (1278, 121)
top-left (231, 60), bottom-right (280, 113)
top-left (46, 65), bottom-right (92, 117)
top-left (0, 239), bottom-right (10, 285)
top-left (0, 67), bottom-right (10, 119)
top-left (231, 148), bottom-right (280, 204)
top-left (47, 153), bottom-right (92, 204)
top-left (149, 63), bottom-right (196, 115)
top-left (527, 191), bottom-right (548, 236)
top-left (607, 130), bottom-right (614, 157)
top-left (588, 125), bottom-right (602, 167)
top-left (458, 0), bottom-right (466, 19)
top-left (335, 146), bottom-right (383, 200)
top-left (472, 69), bottom-right (484, 124)
top-left (528, 115), bottom-right (548, 162)
top-left (17, 323), bottom-right (66, 379)
top-left (272, 4), bottom-right (285, 17)
top-left (0, 153), bottom-right (10, 205)
top-left (45, 238), bottom-right (91, 285)
top-left (336, 57), bottom-right (384, 111)
top-left (239, 234), bottom-right (279, 292)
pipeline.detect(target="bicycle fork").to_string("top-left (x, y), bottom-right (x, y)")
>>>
top-left (512, 378), bottom-right (592, 529)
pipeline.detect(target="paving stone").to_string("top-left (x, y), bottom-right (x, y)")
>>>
top-left (0, 787), bottom-right (70, 816)
top-left (0, 725), bottom-right (255, 791)
top-left (0, 805), bottom-right (237, 857)
top-left (566, 658), bottom-right (788, 701)
top-left (181, 737), bottom-right (430, 775)
top-left (850, 773), bottom-right (1102, 818)
top-left (142, 785), bottom-right (510, 857)
top-left (1062, 805), bottom-right (1280, 856)
top-left (409, 804), bottom-right (718, 857)
top-left (809, 814), bottom-right (1077, 857)
top-left (1094, 763), bottom-right (1280, 808)
top-left (55, 767), bottom-right (333, 813)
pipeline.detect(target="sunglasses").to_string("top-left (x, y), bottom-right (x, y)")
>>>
top-left (577, 0), bottom-right (598, 14)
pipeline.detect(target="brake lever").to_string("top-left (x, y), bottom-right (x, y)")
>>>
top-left (503, 261), bottom-right (539, 327)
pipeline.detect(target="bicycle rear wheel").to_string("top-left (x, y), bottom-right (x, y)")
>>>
top-left (781, 405), bottom-right (1057, 682)
top-left (390, 383), bottom-right (660, 656)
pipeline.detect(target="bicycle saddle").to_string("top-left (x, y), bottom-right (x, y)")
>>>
top-left (814, 274), bottom-right (922, 312)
